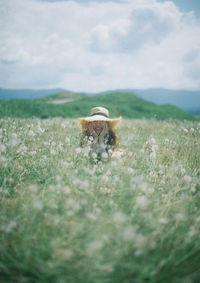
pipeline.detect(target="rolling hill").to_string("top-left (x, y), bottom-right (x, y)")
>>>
top-left (0, 87), bottom-right (199, 115)
top-left (0, 92), bottom-right (195, 121)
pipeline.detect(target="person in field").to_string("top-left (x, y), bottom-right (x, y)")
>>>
top-left (78, 107), bottom-right (121, 161)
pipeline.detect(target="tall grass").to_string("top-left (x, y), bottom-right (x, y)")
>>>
top-left (0, 118), bottom-right (200, 282)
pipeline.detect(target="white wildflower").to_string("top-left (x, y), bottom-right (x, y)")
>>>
top-left (28, 130), bottom-right (35, 137)
top-left (66, 210), bottom-right (74, 216)
top-left (66, 198), bottom-right (75, 206)
top-left (188, 227), bottom-right (196, 237)
top-left (32, 200), bottom-right (43, 210)
top-left (174, 213), bottom-right (184, 222)
top-left (128, 151), bottom-right (133, 157)
top-left (29, 151), bottom-right (37, 156)
top-left (159, 218), bottom-right (168, 224)
top-left (56, 175), bottom-right (62, 182)
top-left (60, 160), bottom-right (71, 167)
top-left (62, 249), bottom-right (74, 260)
top-left (29, 184), bottom-right (38, 193)
top-left (102, 175), bottom-right (109, 183)
top-left (78, 180), bottom-right (89, 190)
top-left (86, 213), bottom-right (97, 222)
top-left (160, 180), bottom-right (165, 185)
top-left (66, 198), bottom-right (80, 212)
top-left (63, 186), bottom-right (71, 194)
top-left (101, 152), bottom-right (109, 159)
top-left (3, 220), bottom-right (17, 233)
top-left (114, 176), bottom-right (120, 182)
top-left (113, 212), bottom-right (127, 224)
top-left (20, 145), bottom-right (28, 152)
top-left (150, 151), bottom-right (156, 159)
top-left (82, 146), bottom-right (90, 157)
top-left (140, 182), bottom-right (148, 193)
top-left (93, 206), bottom-right (101, 215)
top-left (43, 141), bottom-right (50, 146)
top-left (196, 216), bottom-right (200, 223)
top-left (65, 137), bottom-right (70, 144)
top-left (50, 149), bottom-right (57, 155)
top-left (48, 185), bottom-right (56, 192)
top-left (9, 133), bottom-right (21, 147)
top-left (81, 199), bottom-right (88, 206)
top-left (135, 234), bottom-right (147, 247)
top-left (91, 152), bottom-right (98, 159)
top-left (61, 123), bottom-right (66, 129)
top-left (152, 144), bottom-right (158, 151)
top-left (127, 167), bottom-right (134, 174)
top-left (0, 143), bottom-right (6, 152)
top-left (183, 175), bottom-right (191, 184)
top-left (111, 160), bottom-right (117, 167)
top-left (149, 137), bottom-right (156, 144)
top-left (180, 168), bottom-right (186, 175)
top-left (148, 187), bottom-right (155, 193)
top-left (88, 136), bottom-right (94, 142)
top-left (58, 143), bottom-right (64, 151)
top-left (75, 147), bottom-right (82, 154)
top-left (112, 150), bottom-right (124, 159)
top-left (136, 195), bottom-right (149, 209)
top-left (101, 187), bottom-right (112, 194)
top-left (37, 126), bottom-right (45, 133)
top-left (87, 240), bottom-right (104, 254)
top-left (122, 226), bottom-right (136, 241)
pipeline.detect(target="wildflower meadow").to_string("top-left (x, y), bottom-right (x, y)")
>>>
top-left (0, 117), bottom-right (200, 282)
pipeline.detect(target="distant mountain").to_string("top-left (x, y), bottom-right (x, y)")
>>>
top-left (0, 88), bottom-right (67, 100)
top-left (133, 89), bottom-right (200, 115)
top-left (0, 87), bottom-right (200, 115)
top-left (96, 88), bottom-right (200, 115)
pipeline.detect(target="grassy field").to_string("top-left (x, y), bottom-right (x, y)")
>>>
top-left (0, 117), bottom-right (200, 282)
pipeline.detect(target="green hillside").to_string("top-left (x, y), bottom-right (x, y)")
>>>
top-left (0, 92), bottom-right (195, 120)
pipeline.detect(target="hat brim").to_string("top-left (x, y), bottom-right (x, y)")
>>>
top-left (79, 115), bottom-right (121, 131)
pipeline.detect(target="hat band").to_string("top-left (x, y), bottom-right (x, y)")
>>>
top-left (90, 112), bottom-right (108, 118)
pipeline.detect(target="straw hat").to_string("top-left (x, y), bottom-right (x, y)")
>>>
top-left (79, 107), bottom-right (121, 131)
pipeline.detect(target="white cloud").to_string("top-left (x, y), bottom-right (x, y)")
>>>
top-left (0, 0), bottom-right (200, 91)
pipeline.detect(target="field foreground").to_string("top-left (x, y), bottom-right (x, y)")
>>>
top-left (0, 118), bottom-right (200, 282)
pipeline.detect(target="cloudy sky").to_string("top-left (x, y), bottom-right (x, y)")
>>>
top-left (0, 0), bottom-right (200, 92)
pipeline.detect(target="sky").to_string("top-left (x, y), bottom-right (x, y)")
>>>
top-left (0, 0), bottom-right (200, 92)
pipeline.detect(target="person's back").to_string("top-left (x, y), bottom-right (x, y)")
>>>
top-left (78, 106), bottom-right (121, 161)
